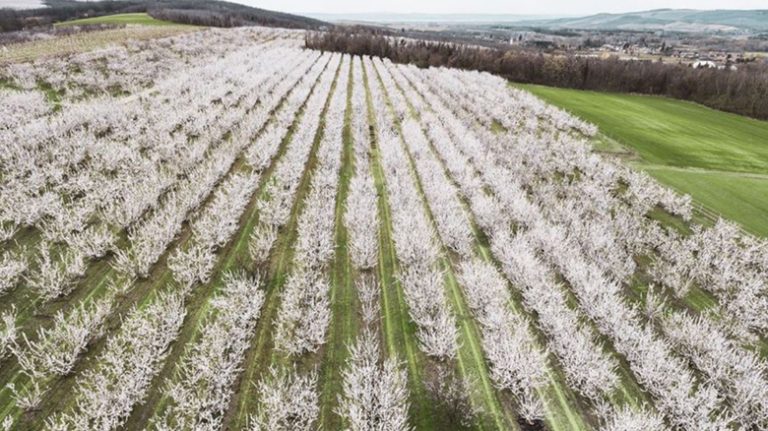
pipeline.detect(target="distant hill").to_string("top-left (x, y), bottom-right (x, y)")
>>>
top-left (138, 0), bottom-right (328, 29)
top-left (512, 9), bottom-right (768, 33)
top-left (0, 0), bottom-right (329, 32)
top-left (305, 12), bottom-right (570, 24)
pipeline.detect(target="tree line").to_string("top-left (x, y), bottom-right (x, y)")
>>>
top-left (147, 5), bottom-right (322, 30)
top-left (306, 30), bottom-right (768, 121)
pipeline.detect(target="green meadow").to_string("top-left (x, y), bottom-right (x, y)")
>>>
top-left (54, 13), bottom-right (179, 27)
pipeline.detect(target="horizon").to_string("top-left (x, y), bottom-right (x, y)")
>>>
top-left (299, 9), bottom-right (766, 24)
top-left (300, 7), bottom-right (766, 15)
top-left (300, 12), bottom-right (577, 23)
top-left (1, 1), bottom-right (767, 17)
top-left (231, 0), bottom-right (768, 16)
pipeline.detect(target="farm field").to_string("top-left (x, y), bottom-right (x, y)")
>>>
top-left (1, 26), bottom-right (768, 431)
top-left (518, 83), bottom-right (768, 236)
top-left (0, 25), bottom-right (198, 65)
top-left (53, 12), bottom-right (180, 28)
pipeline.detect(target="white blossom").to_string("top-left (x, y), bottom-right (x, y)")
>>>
top-left (249, 366), bottom-right (319, 431)
top-left (152, 272), bottom-right (265, 430)
top-left (337, 330), bottom-right (411, 431)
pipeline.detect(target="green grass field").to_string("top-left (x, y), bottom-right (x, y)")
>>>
top-left (517, 84), bottom-right (768, 236)
top-left (54, 13), bottom-right (179, 27)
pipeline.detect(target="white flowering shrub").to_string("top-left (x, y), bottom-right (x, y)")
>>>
top-left (337, 330), bottom-right (411, 431)
top-left (45, 292), bottom-right (185, 431)
top-left (345, 57), bottom-right (380, 270)
top-left (249, 222), bottom-right (278, 264)
top-left (67, 224), bottom-right (117, 259)
top-left (273, 268), bottom-right (332, 356)
top-left (0, 251), bottom-right (26, 295)
top-left (366, 56), bottom-right (458, 363)
top-left (272, 55), bottom-right (348, 355)
top-left (455, 259), bottom-right (547, 421)
top-left (168, 242), bottom-right (216, 291)
top-left (26, 242), bottom-right (82, 301)
top-left (662, 312), bottom-right (768, 429)
top-left (600, 406), bottom-right (666, 431)
top-left (0, 307), bottom-right (17, 362)
top-left (356, 275), bottom-right (380, 327)
top-left (0, 89), bottom-right (51, 130)
top-left (152, 272), bottom-right (265, 430)
top-left (13, 296), bottom-right (112, 379)
top-left (249, 366), bottom-right (319, 431)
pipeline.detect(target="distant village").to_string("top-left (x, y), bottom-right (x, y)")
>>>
top-left (507, 30), bottom-right (766, 70)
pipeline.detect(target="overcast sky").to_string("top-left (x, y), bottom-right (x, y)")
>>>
top-left (234, 0), bottom-right (767, 15)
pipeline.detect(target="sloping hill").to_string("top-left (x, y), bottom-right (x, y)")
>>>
top-left (0, 0), bottom-right (328, 32)
top-left (516, 9), bottom-right (768, 33)
top-left (141, 0), bottom-right (328, 29)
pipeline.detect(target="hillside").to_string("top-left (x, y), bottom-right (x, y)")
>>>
top-left (138, 0), bottom-right (328, 29)
top-left (513, 9), bottom-right (768, 33)
top-left (53, 12), bottom-right (178, 27)
top-left (0, 0), bottom-right (328, 32)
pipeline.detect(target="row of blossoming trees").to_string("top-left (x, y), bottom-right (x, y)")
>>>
top-left (0, 25), bottom-right (767, 431)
